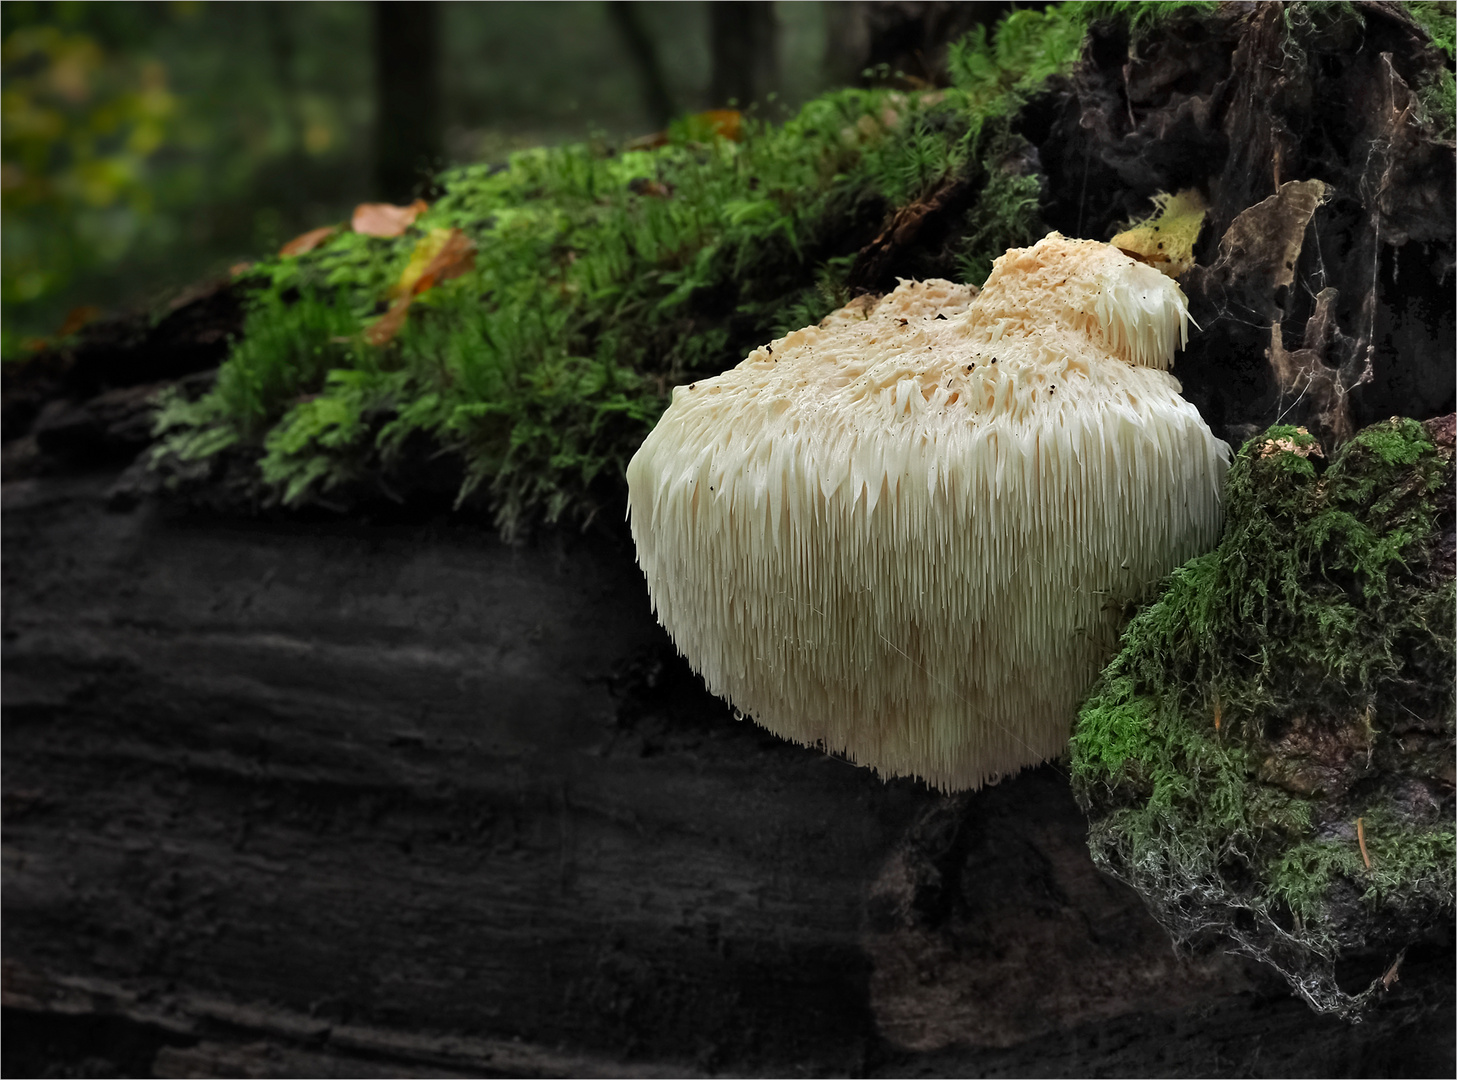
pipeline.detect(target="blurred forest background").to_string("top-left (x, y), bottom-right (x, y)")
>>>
top-left (5, 1), bottom-right (992, 358)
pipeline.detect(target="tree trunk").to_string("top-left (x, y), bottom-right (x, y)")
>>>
top-left (3, 467), bottom-right (1452, 1078)
top-left (606, 1), bottom-right (676, 130)
top-left (373, 1), bottom-right (443, 202)
top-left (708, 1), bottom-right (778, 109)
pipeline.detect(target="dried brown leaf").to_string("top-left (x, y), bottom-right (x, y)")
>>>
top-left (364, 298), bottom-right (414, 348)
top-left (279, 225), bottom-right (340, 257)
top-left (627, 109), bottom-right (743, 151)
top-left (351, 199), bottom-right (429, 238)
top-left (627, 178), bottom-right (672, 198)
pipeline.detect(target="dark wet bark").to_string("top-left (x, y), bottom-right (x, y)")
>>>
top-left (847, 176), bottom-right (976, 293)
top-left (1026, 2), bottom-right (1455, 451)
top-left (2, 471), bottom-right (1452, 1077)
top-left (0, 277), bottom-right (242, 463)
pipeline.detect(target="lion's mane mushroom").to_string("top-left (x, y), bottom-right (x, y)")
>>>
top-left (626, 232), bottom-right (1230, 791)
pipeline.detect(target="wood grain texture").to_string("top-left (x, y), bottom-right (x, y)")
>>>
top-left (3, 468), bottom-right (1452, 1077)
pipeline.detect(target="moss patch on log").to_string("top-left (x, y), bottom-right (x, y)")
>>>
top-left (1070, 416), bottom-right (1456, 1019)
top-left (146, 3), bottom-right (1221, 538)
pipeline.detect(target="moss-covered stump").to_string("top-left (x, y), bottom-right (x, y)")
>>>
top-left (1070, 415), bottom-right (1456, 1019)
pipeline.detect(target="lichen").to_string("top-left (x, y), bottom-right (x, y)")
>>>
top-left (1070, 417), bottom-right (1456, 1019)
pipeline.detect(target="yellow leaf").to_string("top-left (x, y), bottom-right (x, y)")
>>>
top-left (368, 228), bottom-right (477, 345)
top-left (390, 227), bottom-right (475, 300)
top-left (1111, 189), bottom-right (1209, 278)
top-left (696, 108), bottom-right (742, 141)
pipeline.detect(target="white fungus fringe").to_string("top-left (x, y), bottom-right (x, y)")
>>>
top-left (626, 232), bottom-right (1229, 792)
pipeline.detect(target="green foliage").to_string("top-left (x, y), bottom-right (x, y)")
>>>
top-left (1071, 420), bottom-right (1456, 1016)
top-left (0, 2), bottom-right (382, 356)
top-left (214, 290), bottom-right (364, 436)
top-left (0, 19), bottom-right (176, 324)
top-left (1083, 1), bottom-right (1222, 37)
top-left (1406, 0), bottom-right (1457, 57)
top-left (943, 0), bottom-right (1217, 117)
top-left (151, 289), bottom-right (364, 476)
top-left (160, 88), bottom-right (931, 535)
top-left (955, 141), bottom-right (1044, 285)
top-left (1418, 66), bottom-right (1456, 140)
top-left (150, 386), bottom-right (236, 465)
top-left (947, 5), bottom-right (1089, 116)
top-left (1405, 2), bottom-right (1457, 138)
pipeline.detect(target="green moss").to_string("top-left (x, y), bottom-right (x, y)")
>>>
top-left (946, 6), bottom-right (1089, 115)
top-left (1071, 419), bottom-right (1456, 1017)
top-left (150, 290), bottom-right (366, 471)
top-left (1270, 814), bottom-right (1457, 927)
top-left (1405, 1), bottom-right (1457, 138)
top-left (954, 137), bottom-right (1044, 286)
top-left (149, 2), bottom-right (1225, 537)
top-left (1406, 0), bottom-right (1457, 57)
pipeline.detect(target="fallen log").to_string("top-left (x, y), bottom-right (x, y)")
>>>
top-left (3, 467), bottom-right (1452, 1076)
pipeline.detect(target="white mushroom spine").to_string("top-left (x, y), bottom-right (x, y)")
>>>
top-left (627, 235), bottom-right (1229, 792)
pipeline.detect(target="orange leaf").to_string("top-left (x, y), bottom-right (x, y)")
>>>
top-left (627, 109), bottom-right (742, 151)
top-left (279, 225), bottom-right (339, 257)
top-left (364, 298), bottom-right (414, 348)
top-left (351, 199), bottom-right (429, 237)
top-left (55, 304), bottom-right (101, 338)
top-left (697, 109), bottom-right (742, 141)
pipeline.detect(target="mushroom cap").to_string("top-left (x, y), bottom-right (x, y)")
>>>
top-left (626, 232), bottom-right (1229, 791)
